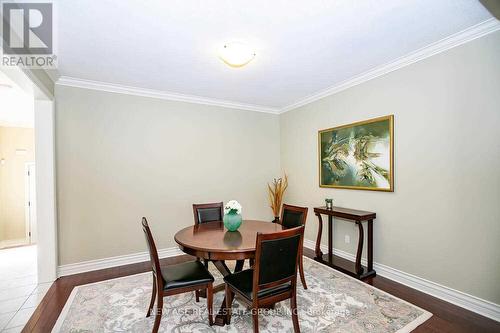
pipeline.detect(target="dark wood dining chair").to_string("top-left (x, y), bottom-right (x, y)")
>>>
top-left (142, 217), bottom-right (215, 332)
top-left (193, 202), bottom-right (224, 225)
top-left (279, 204), bottom-right (309, 289)
top-left (192, 202), bottom-right (223, 300)
top-left (224, 226), bottom-right (304, 333)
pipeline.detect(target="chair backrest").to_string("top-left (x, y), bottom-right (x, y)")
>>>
top-left (141, 217), bottom-right (162, 281)
top-left (280, 204), bottom-right (308, 229)
top-left (192, 202), bottom-right (223, 224)
top-left (253, 226), bottom-right (304, 293)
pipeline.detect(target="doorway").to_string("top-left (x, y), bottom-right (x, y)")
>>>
top-left (0, 69), bottom-right (46, 331)
top-left (0, 66), bottom-right (57, 285)
top-left (0, 112), bottom-right (36, 250)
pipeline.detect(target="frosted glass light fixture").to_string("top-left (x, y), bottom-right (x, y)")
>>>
top-left (219, 42), bottom-right (256, 68)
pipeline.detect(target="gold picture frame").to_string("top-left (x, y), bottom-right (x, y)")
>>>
top-left (318, 115), bottom-right (394, 192)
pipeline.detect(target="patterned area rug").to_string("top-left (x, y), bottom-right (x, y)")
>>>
top-left (52, 257), bottom-right (431, 332)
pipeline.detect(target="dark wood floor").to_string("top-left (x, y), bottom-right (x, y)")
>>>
top-left (23, 248), bottom-right (499, 333)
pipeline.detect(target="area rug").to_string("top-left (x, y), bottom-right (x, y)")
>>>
top-left (52, 257), bottom-right (431, 332)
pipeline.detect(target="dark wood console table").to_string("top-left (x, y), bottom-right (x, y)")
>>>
top-left (314, 206), bottom-right (376, 279)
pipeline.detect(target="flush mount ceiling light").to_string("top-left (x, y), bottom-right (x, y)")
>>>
top-left (218, 42), bottom-right (256, 68)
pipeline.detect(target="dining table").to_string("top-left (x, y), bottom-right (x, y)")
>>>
top-left (174, 219), bottom-right (283, 326)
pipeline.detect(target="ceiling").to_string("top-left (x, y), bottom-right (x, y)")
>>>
top-left (0, 71), bottom-right (34, 128)
top-left (55, 0), bottom-right (493, 110)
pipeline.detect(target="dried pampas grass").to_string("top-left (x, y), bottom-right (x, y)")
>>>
top-left (268, 174), bottom-right (288, 218)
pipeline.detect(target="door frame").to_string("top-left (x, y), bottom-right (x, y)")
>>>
top-left (24, 162), bottom-right (33, 243)
top-left (34, 99), bottom-right (57, 283)
top-left (24, 162), bottom-right (36, 244)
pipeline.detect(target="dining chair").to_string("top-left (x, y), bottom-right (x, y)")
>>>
top-left (224, 226), bottom-right (304, 333)
top-left (142, 217), bottom-right (215, 332)
top-left (192, 202), bottom-right (223, 300)
top-left (279, 204), bottom-right (309, 289)
top-left (193, 202), bottom-right (224, 225)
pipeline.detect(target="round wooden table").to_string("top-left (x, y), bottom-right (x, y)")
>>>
top-left (174, 220), bottom-right (283, 326)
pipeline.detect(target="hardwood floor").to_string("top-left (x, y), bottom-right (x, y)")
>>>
top-left (23, 248), bottom-right (499, 332)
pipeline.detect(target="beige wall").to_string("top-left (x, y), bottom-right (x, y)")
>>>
top-left (54, 32), bottom-right (499, 305)
top-left (0, 127), bottom-right (35, 243)
top-left (55, 85), bottom-right (280, 265)
top-left (280, 31), bottom-right (500, 304)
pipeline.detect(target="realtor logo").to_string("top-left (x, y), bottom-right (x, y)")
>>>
top-left (2, 2), bottom-right (56, 68)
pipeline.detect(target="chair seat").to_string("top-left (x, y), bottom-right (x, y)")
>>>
top-left (224, 269), bottom-right (291, 301)
top-left (161, 260), bottom-right (214, 291)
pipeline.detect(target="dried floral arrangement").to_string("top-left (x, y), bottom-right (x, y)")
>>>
top-left (268, 174), bottom-right (288, 219)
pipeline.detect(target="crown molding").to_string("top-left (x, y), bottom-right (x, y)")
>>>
top-left (46, 68), bottom-right (61, 83)
top-left (280, 18), bottom-right (500, 113)
top-left (55, 19), bottom-right (499, 115)
top-left (56, 76), bottom-right (280, 114)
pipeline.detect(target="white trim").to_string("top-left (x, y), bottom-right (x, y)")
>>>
top-left (56, 241), bottom-right (500, 321)
top-left (280, 18), bottom-right (500, 113)
top-left (57, 247), bottom-right (184, 277)
top-left (303, 239), bottom-right (500, 322)
top-left (45, 69), bottom-right (61, 84)
top-left (56, 76), bottom-right (281, 114)
top-left (24, 163), bottom-right (34, 244)
top-left (54, 19), bottom-right (500, 115)
top-left (35, 99), bottom-right (58, 283)
top-left (0, 238), bottom-right (28, 249)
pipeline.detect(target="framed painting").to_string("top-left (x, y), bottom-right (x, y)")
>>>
top-left (318, 115), bottom-right (394, 191)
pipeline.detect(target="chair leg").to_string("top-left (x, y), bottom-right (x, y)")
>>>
top-left (252, 307), bottom-right (259, 333)
top-left (195, 259), bottom-right (209, 302)
top-left (291, 293), bottom-right (300, 333)
top-left (146, 277), bottom-right (157, 317)
top-left (207, 283), bottom-right (214, 326)
top-left (299, 256), bottom-right (308, 289)
top-left (152, 293), bottom-right (163, 333)
top-left (225, 284), bottom-right (233, 324)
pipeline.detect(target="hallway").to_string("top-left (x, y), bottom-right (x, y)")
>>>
top-left (0, 246), bottom-right (49, 332)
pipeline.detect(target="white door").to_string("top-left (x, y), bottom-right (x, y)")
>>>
top-left (26, 163), bottom-right (37, 244)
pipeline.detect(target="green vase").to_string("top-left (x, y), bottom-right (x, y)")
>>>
top-left (223, 212), bottom-right (242, 231)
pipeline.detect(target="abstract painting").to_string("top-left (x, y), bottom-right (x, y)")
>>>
top-left (319, 115), bottom-right (394, 191)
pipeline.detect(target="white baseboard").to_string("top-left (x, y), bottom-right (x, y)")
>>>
top-left (57, 247), bottom-right (184, 277)
top-left (57, 242), bottom-right (499, 322)
top-left (0, 238), bottom-right (29, 249)
top-left (303, 239), bottom-right (500, 322)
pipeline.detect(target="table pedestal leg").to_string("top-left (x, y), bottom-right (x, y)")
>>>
top-left (213, 259), bottom-right (244, 326)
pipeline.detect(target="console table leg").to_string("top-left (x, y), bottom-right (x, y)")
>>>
top-left (368, 219), bottom-right (373, 272)
top-left (328, 215), bottom-right (333, 260)
top-left (314, 213), bottom-right (324, 259)
top-left (355, 221), bottom-right (364, 275)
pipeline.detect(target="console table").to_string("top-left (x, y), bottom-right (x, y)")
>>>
top-left (314, 206), bottom-right (376, 279)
